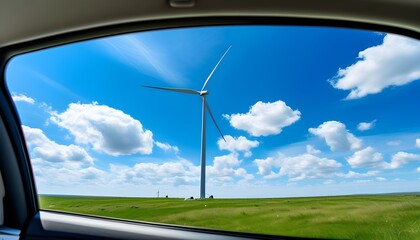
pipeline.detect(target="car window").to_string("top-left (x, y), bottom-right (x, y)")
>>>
top-left (5, 25), bottom-right (420, 240)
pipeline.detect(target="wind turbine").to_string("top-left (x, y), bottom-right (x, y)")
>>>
top-left (144, 46), bottom-right (231, 199)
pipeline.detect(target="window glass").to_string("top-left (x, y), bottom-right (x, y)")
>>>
top-left (5, 26), bottom-right (420, 239)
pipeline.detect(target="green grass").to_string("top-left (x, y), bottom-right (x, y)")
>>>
top-left (39, 194), bottom-right (420, 239)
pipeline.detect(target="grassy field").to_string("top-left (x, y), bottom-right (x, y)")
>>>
top-left (39, 194), bottom-right (420, 239)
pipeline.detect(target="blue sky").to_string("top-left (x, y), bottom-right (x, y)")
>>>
top-left (5, 26), bottom-right (420, 198)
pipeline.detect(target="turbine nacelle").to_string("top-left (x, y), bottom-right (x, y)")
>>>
top-left (199, 90), bottom-right (209, 96)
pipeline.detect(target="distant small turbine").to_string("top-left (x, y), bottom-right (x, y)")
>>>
top-left (144, 46), bottom-right (231, 199)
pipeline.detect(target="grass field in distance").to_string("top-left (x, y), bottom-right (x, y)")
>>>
top-left (39, 194), bottom-right (420, 240)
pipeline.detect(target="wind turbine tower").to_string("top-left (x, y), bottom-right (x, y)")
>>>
top-left (144, 46), bottom-right (231, 199)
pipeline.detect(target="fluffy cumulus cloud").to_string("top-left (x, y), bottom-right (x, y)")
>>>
top-left (207, 153), bottom-right (254, 184)
top-left (416, 138), bottom-right (420, 148)
top-left (309, 121), bottom-right (362, 152)
top-left (306, 145), bottom-right (321, 155)
top-left (386, 152), bottom-right (420, 169)
top-left (50, 102), bottom-right (153, 156)
top-left (155, 141), bottom-right (179, 153)
top-left (109, 154), bottom-right (253, 186)
top-left (254, 153), bottom-right (342, 181)
top-left (132, 160), bottom-right (199, 185)
top-left (254, 156), bottom-right (279, 176)
top-left (347, 147), bottom-right (384, 168)
top-left (254, 152), bottom-right (382, 182)
top-left (212, 153), bottom-right (241, 169)
top-left (278, 154), bottom-right (343, 181)
top-left (224, 100), bottom-right (301, 137)
top-left (347, 148), bottom-right (420, 170)
top-left (330, 34), bottom-right (420, 99)
top-left (217, 135), bottom-right (259, 157)
top-left (12, 93), bottom-right (35, 104)
top-left (357, 120), bottom-right (376, 131)
top-left (21, 125), bottom-right (105, 186)
top-left (22, 125), bottom-right (93, 167)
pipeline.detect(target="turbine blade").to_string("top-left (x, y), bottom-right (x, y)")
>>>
top-left (201, 45), bottom-right (232, 92)
top-left (143, 85), bottom-right (200, 95)
top-left (204, 98), bottom-right (226, 142)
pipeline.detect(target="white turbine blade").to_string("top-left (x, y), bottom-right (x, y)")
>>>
top-left (204, 98), bottom-right (226, 142)
top-left (143, 85), bottom-right (200, 95)
top-left (201, 45), bottom-right (232, 92)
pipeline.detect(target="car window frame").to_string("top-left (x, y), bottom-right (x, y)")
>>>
top-left (0, 15), bottom-right (419, 239)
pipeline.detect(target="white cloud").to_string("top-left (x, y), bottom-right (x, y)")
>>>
top-left (21, 125), bottom-right (103, 186)
top-left (132, 160), bottom-right (199, 185)
top-left (254, 151), bottom-right (382, 181)
top-left (357, 120), bottom-right (376, 131)
top-left (330, 34), bottom-right (420, 99)
top-left (278, 154), bottom-right (341, 181)
top-left (212, 153), bottom-right (241, 169)
top-left (347, 148), bottom-right (420, 170)
top-left (254, 153), bottom-right (342, 181)
top-left (306, 145), bottom-right (321, 155)
top-left (347, 147), bottom-right (384, 168)
top-left (155, 141), bottom-right (179, 153)
top-left (309, 121), bottom-right (362, 152)
top-left (12, 93), bottom-right (35, 104)
top-left (108, 159), bottom-right (200, 186)
top-left (78, 167), bottom-right (106, 180)
top-left (417, 167), bottom-right (420, 173)
top-left (224, 100), bottom-right (301, 137)
top-left (338, 170), bottom-right (379, 178)
top-left (207, 153), bottom-right (254, 185)
top-left (354, 180), bottom-right (372, 183)
top-left (109, 153), bottom-right (254, 187)
top-left (416, 138), bottom-right (420, 148)
top-left (50, 102), bottom-right (153, 156)
top-left (34, 166), bottom-right (107, 186)
top-left (386, 152), bottom-right (420, 169)
top-left (217, 135), bottom-right (259, 157)
top-left (254, 157), bottom-right (280, 176)
top-left (22, 125), bottom-right (93, 167)
top-left (376, 177), bottom-right (386, 181)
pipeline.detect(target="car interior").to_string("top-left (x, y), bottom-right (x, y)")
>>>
top-left (0, 0), bottom-right (419, 239)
